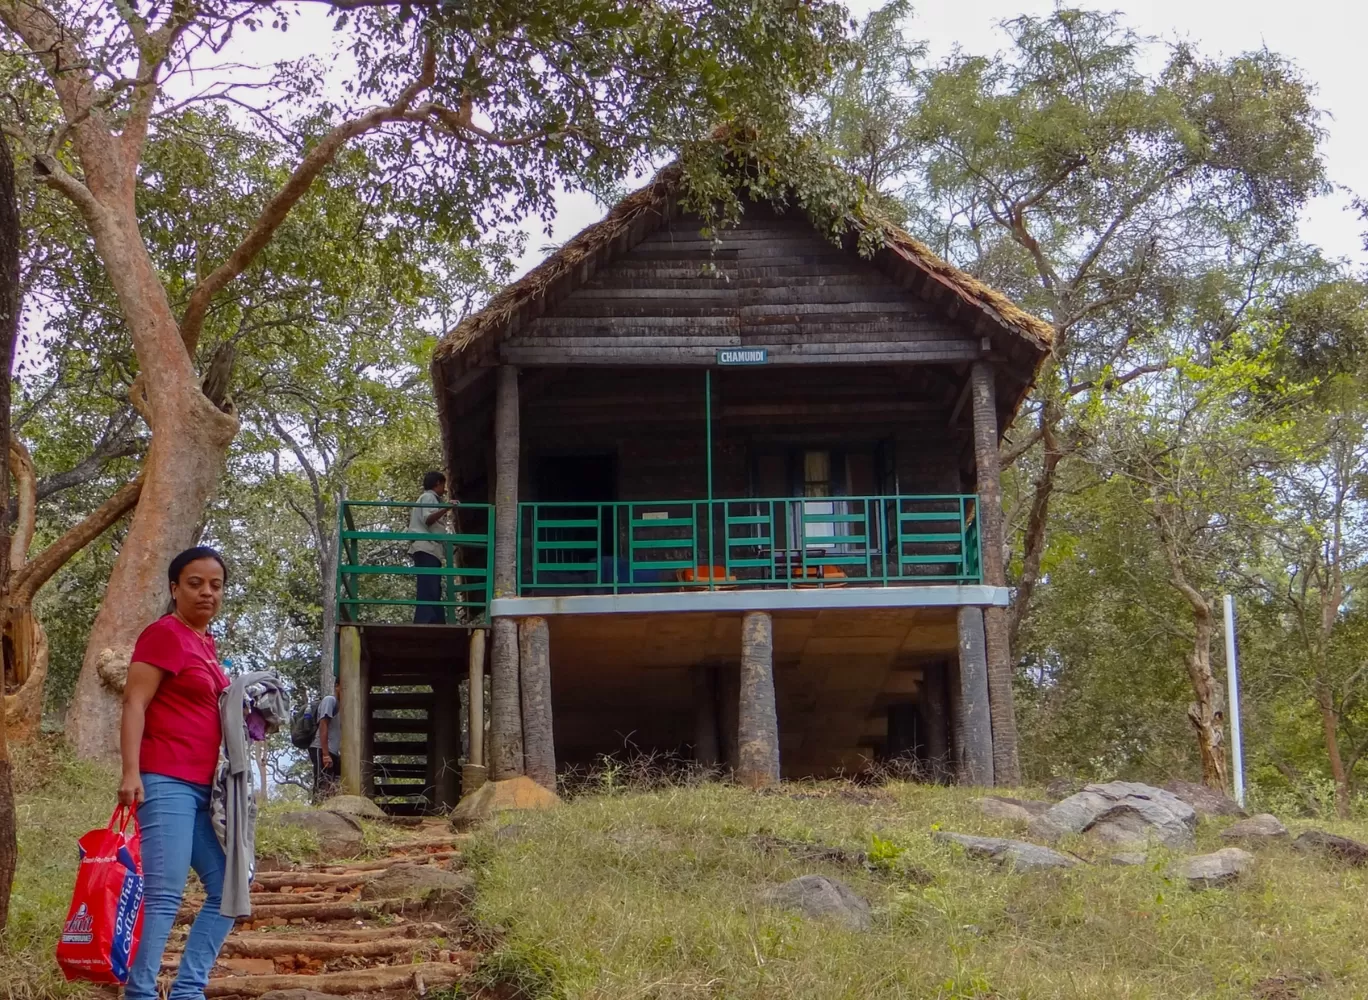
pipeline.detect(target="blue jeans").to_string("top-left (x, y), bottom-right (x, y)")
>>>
top-left (125, 773), bottom-right (235, 1000)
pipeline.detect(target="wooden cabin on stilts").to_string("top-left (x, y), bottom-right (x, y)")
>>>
top-left (334, 161), bottom-right (1052, 813)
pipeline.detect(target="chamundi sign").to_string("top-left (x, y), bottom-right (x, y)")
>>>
top-left (716, 348), bottom-right (768, 366)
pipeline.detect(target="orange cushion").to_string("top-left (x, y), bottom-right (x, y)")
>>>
top-left (677, 565), bottom-right (735, 583)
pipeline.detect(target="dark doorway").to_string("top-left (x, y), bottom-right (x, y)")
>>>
top-left (534, 452), bottom-right (617, 503)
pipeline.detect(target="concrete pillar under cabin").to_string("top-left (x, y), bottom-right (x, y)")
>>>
top-left (970, 360), bottom-right (1020, 786)
top-left (338, 625), bottom-right (363, 796)
top-left (465, 628), bottom-right (488, 793)
top-left (737, 610), bottom-right (780, 788)
top-left (489, 364), bottom-right (526, 779)
top-left (519, 616), bottom-right (556, 790)
top-left (919, 661), bottom-right (952, 784)
top-left (954, 607), bottom-right (994, 786)
top-left (429, 673), bottom-right (461, 811)
top-left (691, 665), bottom-right (721, 768)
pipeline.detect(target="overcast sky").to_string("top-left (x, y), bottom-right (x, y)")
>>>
top-left (514, 0), bottom-right (1367, 278)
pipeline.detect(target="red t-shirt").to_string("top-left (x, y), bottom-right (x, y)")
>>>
top-left (131, 615), bottom-right (228, 785)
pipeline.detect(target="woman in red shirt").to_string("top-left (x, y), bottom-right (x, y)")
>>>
top-left (119, 547), bottom-right (233, 1000)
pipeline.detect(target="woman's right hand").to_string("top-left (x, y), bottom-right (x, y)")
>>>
top-left (118, 773), bottom-right (144, 807)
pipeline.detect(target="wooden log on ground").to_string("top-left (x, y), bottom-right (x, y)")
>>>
top-left (203, 960), bottom-right (472, 997)
top-left (220, 935), bottom-right (429, 960)
top-left (251, 871), bottom-right (376, 890)
top-left (248, 891), bottom-right (348, 905)
top-left (177, 899), bottom-right (406, 925)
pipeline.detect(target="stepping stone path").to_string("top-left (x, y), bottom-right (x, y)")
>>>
top-left (168, 819), bottom-right (476, 997)
top-left (1028, 781), bottom-right (1196, 848)
top-left (1220, 813), bottom-right (1289, 843)
top-left (935, 832), bottom-right (1078, 872)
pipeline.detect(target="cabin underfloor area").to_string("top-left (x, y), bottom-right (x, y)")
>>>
top-left (346, 607), bottom-right (966, 813)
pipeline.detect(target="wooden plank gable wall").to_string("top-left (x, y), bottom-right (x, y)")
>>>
top-left (498, 204), bottom-right (986, 367)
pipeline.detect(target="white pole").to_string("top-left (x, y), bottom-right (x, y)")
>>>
top-left (1223, 594), bottom-right (1246, 808)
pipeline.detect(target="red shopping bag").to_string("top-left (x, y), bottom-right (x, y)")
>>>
top-left (55, 805), bottom-right (145, 984)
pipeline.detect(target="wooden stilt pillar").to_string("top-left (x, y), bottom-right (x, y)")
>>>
top-left (465, 628), bottom-right (487, 793)
top-left (920, 660), bottom-right (951, 784)
top-left (430, 674), bottom-right (460, 811)
top-left (338, 626), bottom-right (363, 797)
top-left (970, 360), bottom-right (1021, 786)
top-left (519, 616), bottom-right (555, 790)
top-left (489, 617), bottom-right (523, 779)
top-left (737, 611), bottom-right (779, 788)
top-left (489, 365), bottom-right (524, 779)
top-left (691, 666), bottom-right (721, 767)
top-left (955, 607), bottom-right (994, 786)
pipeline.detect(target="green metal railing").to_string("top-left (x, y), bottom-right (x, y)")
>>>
top-left (517, 494), bottom-right (981, 594)
top-left (337, 500), bottom-right (494, 625)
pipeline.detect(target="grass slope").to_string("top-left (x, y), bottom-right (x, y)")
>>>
top-left (469, 783), bottom-right (1368, 1000)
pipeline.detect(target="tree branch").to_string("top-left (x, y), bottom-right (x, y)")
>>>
top-left (11, 474), bottom-right (143, 602)
top-left (177, 42), bottom-right (437, 355)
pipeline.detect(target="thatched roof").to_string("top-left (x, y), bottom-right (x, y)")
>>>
top-left (434, 162), bottom-right (1054, 370)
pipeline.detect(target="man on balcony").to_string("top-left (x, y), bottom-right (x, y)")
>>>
top-left (409, 471), bottom-right (456, 624)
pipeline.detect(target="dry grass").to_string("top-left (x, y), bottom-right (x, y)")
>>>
top-left (468, 781), bottom-right (1368, 1000)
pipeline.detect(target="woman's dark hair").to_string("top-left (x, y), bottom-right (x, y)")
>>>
top-left (422, 470), bottom-right (446, 491)
top-left (168, 546), bottom-right (228, 590)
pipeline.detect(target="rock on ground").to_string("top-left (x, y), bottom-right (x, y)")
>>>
top-left (1164, 779), bottom-right (1247, 818)
top-left (978, 796), bottom-right (1051, 824)
top-left (359, 862), bottom-right (474, 902)
top-left (760, 875), bottom-right (872, 931)
top-left (1045, 777), bottom-right (1082, 801)
top-left (449, 775), bottom-right (559, 830)
top-left (1107, 852), bottom-right (1148, 866)
top-left (1168, 847), bottom-right (1255, 888)
top-left (1028, 781), bottom-right (1196, 849)
top-left (935, 832), bottom-right (1078, 872)
top-left (1220, 813), bottom-right (1289, 843)
top-left (1293, 829), bottom-right (1368, 865)
top-left (275, 810), bottom-right (364, 859)
top-left (322, 794), bottom-right (386, 820)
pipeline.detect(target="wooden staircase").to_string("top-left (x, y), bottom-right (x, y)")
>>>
top-left (369, 685), bottom-right (436, 815)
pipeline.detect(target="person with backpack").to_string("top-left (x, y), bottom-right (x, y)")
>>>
top-left (310, 679), bottom-right (341, 800)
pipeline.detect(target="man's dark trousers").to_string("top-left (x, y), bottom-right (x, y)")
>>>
top-left (412, 552), bottom-right (446, 624)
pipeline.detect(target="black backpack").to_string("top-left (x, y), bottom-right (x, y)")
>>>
top-left (290, 700), bottom-right (320, 750)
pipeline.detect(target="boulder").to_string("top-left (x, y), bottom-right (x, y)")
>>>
top-left (977, 796), bottom-right (1051, 824)
top-left (1164, 779), bottom-right (1247, 818)
top-left (1168, 847), bottom-right (1255, 888)
top-left (1293, 829), bottom-right (1368, 866)
top-left (1220, 813), bottom-right (1289, 844)
top-left (935, 832), bottom-right (1078, 872)
top-left (1045, 777), bottom-right (1082, 801)
top-left (275, 809), bottom-right (364, 859)
top-left (359, 862), bottom-right (474, 902)
top-left (1028, 781), bottom-right (1196, 849)
top-left (760, 875), bottom-right (872, 931)
top-left (323, 795), bottom-right (386, 820)
top-left (449, 776), bottom-right (559, 830)
top-left (1106, 852), bottom-right (1148, 867)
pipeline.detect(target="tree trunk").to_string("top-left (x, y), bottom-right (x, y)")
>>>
top-left (320, 511), bottom-right (341, 698)
top-left (969, 361), bottom-right (1020, 785)
top-left (488, 617), bottom-right (523, 779)
top-left (65, 201), bottom-right (238, 758)
top-left (518, 617), bottom-right (555, 791)
top-left (736, 611), bottom-right (779, 788)
top-left (1183, 603), bottom-right (1227, 789)
top-left (1316, 682), bottom-right (1350, 818)
top-left (0, 132), bottom-right (22, 930)
top-left (1008, 426), bottom-right (1063, 649)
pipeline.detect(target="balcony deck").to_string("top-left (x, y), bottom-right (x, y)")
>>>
top-left (337, 494), bottom-right (989, 625)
